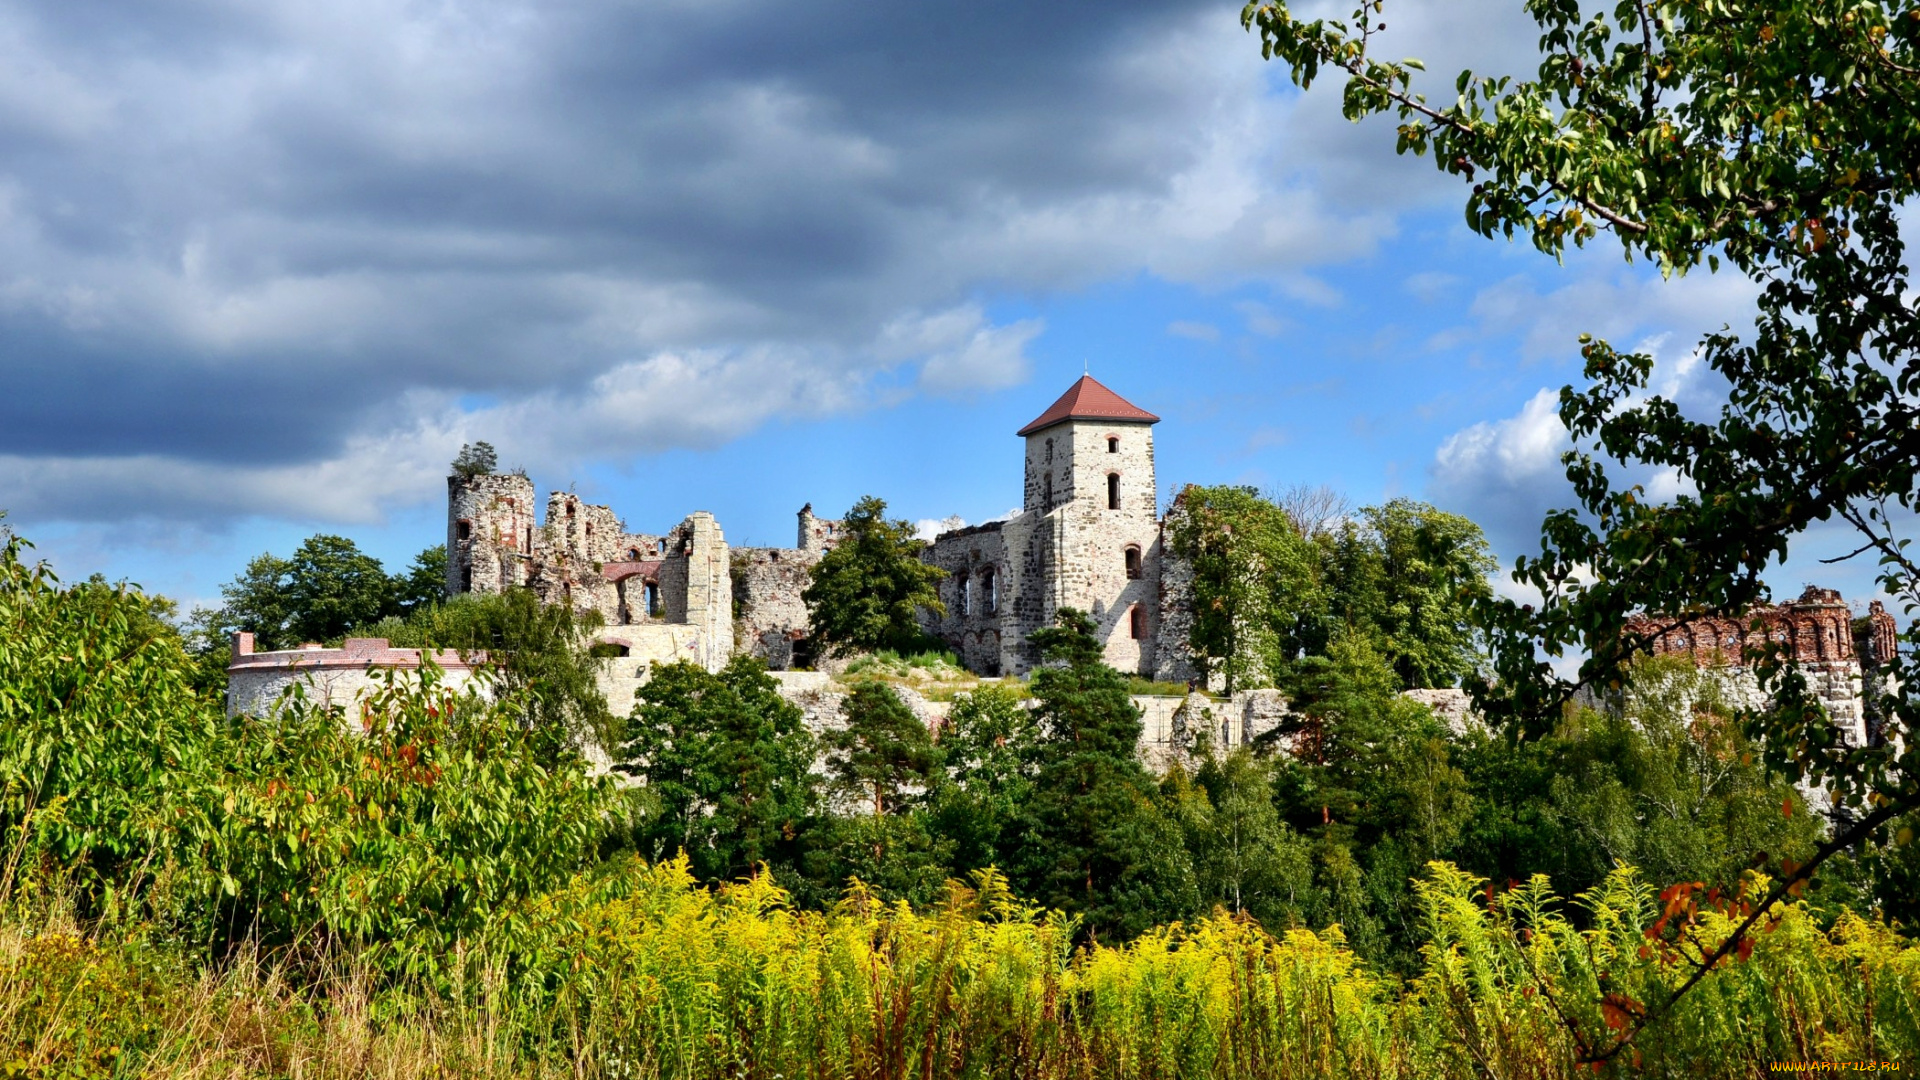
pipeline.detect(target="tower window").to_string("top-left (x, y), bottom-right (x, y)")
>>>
top-left (456, 520), bottom-right (472, 541)
top-left (1108, 473), bottom-right (1121, 510)
top-left (1129, 606), bottom-right (1145, 639)
top-left (1107, 437), bottom-right (1119, 453)
top-left (1044, 473), bottom-right (1053, 509)
top-left (460, 564), bottom-right (473, 592)
top-left (982, 569), bottom-right (997, 613)
top-left (957, 572), bottom-right (970, 616)
top-left (1124, 546), bottom-right (1142, 579)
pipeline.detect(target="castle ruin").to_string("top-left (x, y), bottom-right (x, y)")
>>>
top-left (443, 375), bottom-right (1204, 683)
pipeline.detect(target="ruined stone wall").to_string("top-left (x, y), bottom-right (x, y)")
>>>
top-left (734, 545), bottom-right (823, 669)
top-left (1625, 586), bottom-right (1899, 747)
top-left (448, 473), bottom-right (537, 596)
top-left (796, 504), bottom-right (845, 554)
top-left (921, 521), bottom-right (1011, 674)
top-left (1152, 495), bottom-right (1201, 685)
top-left (227, 634), bottom-right (481, 719)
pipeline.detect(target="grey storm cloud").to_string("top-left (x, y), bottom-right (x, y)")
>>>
top-left (0, 0), bottom-right (1538, 525)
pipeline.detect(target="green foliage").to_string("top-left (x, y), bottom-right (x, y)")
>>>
top-left (450, 440), bottom-right (497, 478)
top-left (1019, 609), bottom-right (1195, 936)
top-left (1168, 485), bottom-right (1319, 693)
top-left (1242, 0), bottom-right (1920, 862)
top-left (200, 534), bottom-right (400, 652)
top-left (1315, 500), bottom-right (1496, 689)
top-left (801, 496), bottom-right (947, 657)
top-left (1166, 747), bottom-right (1317, 929)
top-left (823, 681), bottom-right (941, 816)
top-left (365, 589), bottom-right (613, 754)
top-left (929, 684), bottom-right (1039, 874)
top-left (0, 531), bottom-right (615, 981)
top-left (616, 657), bottom-right (816, 887)
top-left (393, 544), bottom-right (447, 614)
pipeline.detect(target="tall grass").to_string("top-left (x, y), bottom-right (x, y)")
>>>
top-left (8, 859), bottom-right (1913, 1079)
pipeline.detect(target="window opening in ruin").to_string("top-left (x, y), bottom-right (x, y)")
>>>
top-left (461, 565), bottom-right (472, 592)
top-left (1125, 546), bottom-right (1142, 579)
top-left (644, 582), bottom-right (661, 616)
top-left (657, 539), bottom-right (667, 554)
top-left (1108, 473), bottom-right (1121, 510)
top-left (1044, 473), bottom-right (1053, 508)
top-left (1130, 605), bottom-right (1145, 639)
top-left (566, 503), bottom-right (575, 517)
top-left (1107, 436), bottom-right (1119, 453)
top-left (957, 573), bottom-right (970, 616)
top-left (524, 526), bottom-right (532, 551)
top-left (627, 548), bottom-right (641, 560)
top-left (982, 569), bottom-right (997, 613)
top-left (456, 520), bottom-right (471, 541)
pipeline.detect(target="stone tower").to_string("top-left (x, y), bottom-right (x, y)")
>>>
top-left (447, 471), bottom-right (537, 596)
top-left (1015, 376), bottom-right (1162, 672)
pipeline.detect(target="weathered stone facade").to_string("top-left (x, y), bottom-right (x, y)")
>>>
top-left (921, 377), bottom-right (1170, 677)
top-left (1624, 586), bottom-right (1901, 747)
top-left (731, 506), bottom-right (845, 670)
top-left (448, 475), bottom-right (734, 673)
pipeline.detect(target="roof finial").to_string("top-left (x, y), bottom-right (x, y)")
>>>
top-left (1083, 358), bottom-right (1089, 376)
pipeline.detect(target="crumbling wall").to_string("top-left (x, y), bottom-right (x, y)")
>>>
top-left (733, 545), bottom-right (820, 669)
top-left (920, 521), bottom-right (1011, 674)
top-left (447, 473), bottom-right (537, 596)
top-left (1624, 586), bottom-right (1900, 747)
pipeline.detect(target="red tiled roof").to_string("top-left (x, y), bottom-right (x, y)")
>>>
top-left (1015, 375), bottom-right (1160, 436)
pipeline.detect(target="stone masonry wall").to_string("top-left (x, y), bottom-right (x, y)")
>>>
top-left (921, 521), bottom-right (1012, 674)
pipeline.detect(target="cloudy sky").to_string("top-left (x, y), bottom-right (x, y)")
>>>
top-left (0, 0), bottom-right (1880, 611)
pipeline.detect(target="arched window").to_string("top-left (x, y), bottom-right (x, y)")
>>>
top-left (1107, 473), bottom-right (1121, 510)
top-left (1107, 436), bottom-right (1119, 453)
top-left (456, 520), bottom-right (472, 541)
top-left (1129, 605), bottom-right (1145, 639)
top-left (982, 568), bottom-right (997, 613)
top-left (956, 572), bottom-right (970, 616)
top-left (1124, 546), bottom-right (1142, 579)
top-left (627, 548), bottom-right (641, 560)
top-left (656, 539), bottom-right (667, 554)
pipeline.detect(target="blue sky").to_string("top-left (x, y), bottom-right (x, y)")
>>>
top-left (0, 0), bottom-right (1889, 616)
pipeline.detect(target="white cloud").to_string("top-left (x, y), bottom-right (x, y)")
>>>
top-left (1167, 320), bottom-right (1220, 342)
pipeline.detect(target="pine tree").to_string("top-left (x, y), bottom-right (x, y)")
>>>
top-left (619, 657), bottom-right (816, 883)
top-left (822, 681), bottom-right (940, 816)
top-left (1019, 608), bottom-right (1194, 935)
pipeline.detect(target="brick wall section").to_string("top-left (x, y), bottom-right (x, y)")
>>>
top-left (1625, 585), bottom-right (1900, 746)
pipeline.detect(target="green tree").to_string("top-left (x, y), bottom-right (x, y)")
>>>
top-left (364, 589), bottom-right (613, 753)
top-left (1319, 501), bottom-right (1495, 689)
top-left (282, 535), bottom-right (396, 644)
top-left (1244, 0), bottom-right (1920, 1038)
top-left (208, 551), bottom-right (295, 650)
top-left (451, 441), bottom-right (498, 478)
top-left (1168, 746), bottom-right (1317, 926)
top-left (1019, 608), bottom-right (1196, 936)
top-left (928, 684), bottom-right (1039, 874)
top-left (1168, 485), bottom-right (1319, 693)
top-left (801, 496), bottom-right (947, 657)
top-left (394, 545), bottom-right (448, 614)
top-left (617, 657), bottom-right (816, 885)
top-left (822, 681), bottom-right (941, 817)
